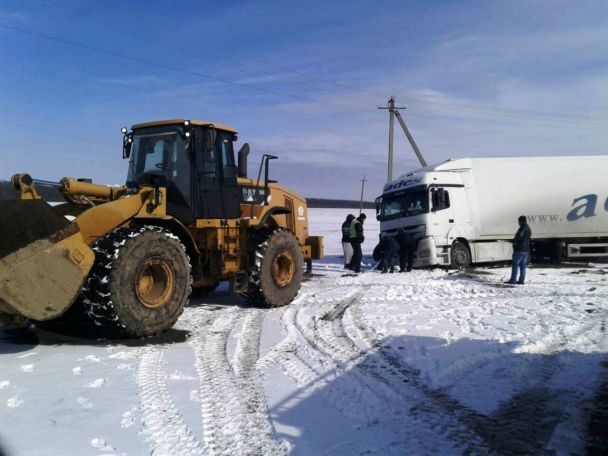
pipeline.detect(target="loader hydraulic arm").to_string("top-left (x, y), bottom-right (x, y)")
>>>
top-left (12, 173), bottom-right (126, 203)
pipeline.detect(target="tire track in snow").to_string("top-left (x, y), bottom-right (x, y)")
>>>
top-left (280, 285), bottom-right (465, 451)
top-left (190, 308), bottom-right (287, 455)
top-left (354, 291), bottom-right (497, 450)
top-left (318, 286), bottom-right (486, 452)
top-left (137, 346), bottom-right (205, 455)
top-left (285, 280), bottom-right (485, 451)
top-left (231, 309), bottom-right (289, 455)
top-left (266, 290), bottom-right (396, 420)
top-left (258, 292), bottom-right (334, 389)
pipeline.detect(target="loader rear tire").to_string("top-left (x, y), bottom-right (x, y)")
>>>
top-left (82, 226), bottom-right (191, 337)
top-left (244, 229), bottom-right (304, 307)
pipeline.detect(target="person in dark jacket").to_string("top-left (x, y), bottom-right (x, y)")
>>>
top-left (396, 229), bottom-right (416, 272)
top-left (378, 235), bottom-right (400, 273)
top-left (348, 213), bottom-right (366, 273)
top-left (341, 214), bottom-right (356, 268)
top-left (506, 215), bottom-right (532, 284)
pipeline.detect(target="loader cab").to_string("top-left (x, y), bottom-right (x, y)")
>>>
top-left (124, 120), bottom-right (240, 224)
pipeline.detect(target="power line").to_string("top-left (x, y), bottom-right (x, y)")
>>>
top-left (1, 23), bottom-right (607, 131)
top-left (0, 23), bottom-right (370, 112)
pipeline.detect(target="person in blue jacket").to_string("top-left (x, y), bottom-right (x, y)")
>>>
top-left (506, 215), bottom-right (532, 284)
top-left (396, 229), bottom-right (416, 272)
top-left (378, 234), bottom-right (400, 273)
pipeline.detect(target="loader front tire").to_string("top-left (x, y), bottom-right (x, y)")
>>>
top-left (244, 229), bottom-right (304, 307)
top-left (82, 226), bottom-right (191, 337)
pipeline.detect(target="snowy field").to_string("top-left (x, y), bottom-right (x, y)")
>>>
top-left (0, 208), bottom-right (607, 455)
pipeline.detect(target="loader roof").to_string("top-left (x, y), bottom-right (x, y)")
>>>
top-left (131, 119), bottom-right (237, 134)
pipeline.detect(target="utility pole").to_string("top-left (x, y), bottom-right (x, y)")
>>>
top-left (387, 97), bottom-right (395, 182)
top-left (359, 175), bottom-right (367, 216)
top-left (378, 97), bottom-right (427, 182)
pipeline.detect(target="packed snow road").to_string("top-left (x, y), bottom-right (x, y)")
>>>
top-left (1, 260), bottom-right (607, 455)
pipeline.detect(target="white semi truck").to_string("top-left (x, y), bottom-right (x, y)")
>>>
top-left (375, 156), bottom-right (608, 268)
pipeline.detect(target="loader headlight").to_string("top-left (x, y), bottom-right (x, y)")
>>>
top-left (121, 127), bottom-right (128, 134)
top-left (182, 120), bottom-right (192, 140)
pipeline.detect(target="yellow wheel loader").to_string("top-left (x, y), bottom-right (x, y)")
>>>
top-left (0, 119), bottom-right (323, 337)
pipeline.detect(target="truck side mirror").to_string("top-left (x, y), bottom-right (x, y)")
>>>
top-left (438, 188), bottom-right (446, 206)
top-left (431, 190), bottom-right (439, 211)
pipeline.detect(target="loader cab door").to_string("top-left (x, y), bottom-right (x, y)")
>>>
top-left (193, 128), bottom-right (241, 219)
top-left (127, 126), bottom-right (194, 224)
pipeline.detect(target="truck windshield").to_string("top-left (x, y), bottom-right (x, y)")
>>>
top-left (378, 189), bottom-right (429, 221)
top-left (126, 129), bottom-right (191, 201)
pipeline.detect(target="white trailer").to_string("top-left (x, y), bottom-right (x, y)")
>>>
top-left (375, 156), bottom-right (608, 268)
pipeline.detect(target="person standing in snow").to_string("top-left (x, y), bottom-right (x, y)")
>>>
top-left (341, 214), bottom-right (356, 269)
top-left (349, 213), bottom-right (366, 273)
top-left (506, 215), bottom-right (532, 284)
top-left (396, 229), bottom-right (416, 272)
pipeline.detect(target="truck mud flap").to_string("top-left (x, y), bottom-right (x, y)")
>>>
top-left (0, 200), bottom-right (95, 321)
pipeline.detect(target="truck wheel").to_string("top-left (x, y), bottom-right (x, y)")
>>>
top-left (450, 241), bottom-right (471, 269)
top-left (82, 226), bottom-right (191, 337)
top-left (244, 229), bottom-right (304, 307)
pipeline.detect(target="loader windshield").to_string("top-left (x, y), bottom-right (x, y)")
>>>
top-left (377, 188), bottom-right (429, 221)
top-left (126, 128), bottom-right (191, 202)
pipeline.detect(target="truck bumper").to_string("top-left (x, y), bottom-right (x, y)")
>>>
top-left (414, 236), bottom-right (447, 267)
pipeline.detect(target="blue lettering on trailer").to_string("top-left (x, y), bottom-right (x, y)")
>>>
top-left (565, 194), bottom-right (608, 221)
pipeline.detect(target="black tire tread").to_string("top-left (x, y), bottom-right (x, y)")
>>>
top-left (243, 228), bottom-right (303, 308)
top-left (82, 225), bottom-right (190, 337)
top-left (450, 241), bottom-right (472, 269)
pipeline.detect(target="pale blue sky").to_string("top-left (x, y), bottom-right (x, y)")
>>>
top-left (1, 1), bottom-right (607, 199)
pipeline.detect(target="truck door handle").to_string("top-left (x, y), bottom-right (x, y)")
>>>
top-left (449, 219), bottom-right (454, 223)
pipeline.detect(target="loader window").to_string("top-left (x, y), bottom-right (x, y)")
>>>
top-left (220, 136), bottom-right (236, 181)
top-left (142, 142), bottom-right (169, 173)
top-left (126, 129), bottom-right (191, 202)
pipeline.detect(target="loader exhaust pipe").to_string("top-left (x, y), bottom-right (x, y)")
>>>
top-left (237, 143), bottom-right (249, 178)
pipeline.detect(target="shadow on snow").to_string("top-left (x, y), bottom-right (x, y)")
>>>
top-left (268, 334), bottom-right (608, 455)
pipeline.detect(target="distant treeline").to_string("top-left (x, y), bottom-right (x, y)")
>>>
top-left (306, 198), bottom-right (375, 209)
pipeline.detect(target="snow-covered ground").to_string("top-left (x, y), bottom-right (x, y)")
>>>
top-left (0, 208), bottom-right (607, 455)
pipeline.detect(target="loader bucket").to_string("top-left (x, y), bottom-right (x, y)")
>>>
top-left (0, 200), bottom-right (95, 322)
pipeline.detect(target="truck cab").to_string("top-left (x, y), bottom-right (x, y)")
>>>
top-left (376, 167), bottom-right (472, 267)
